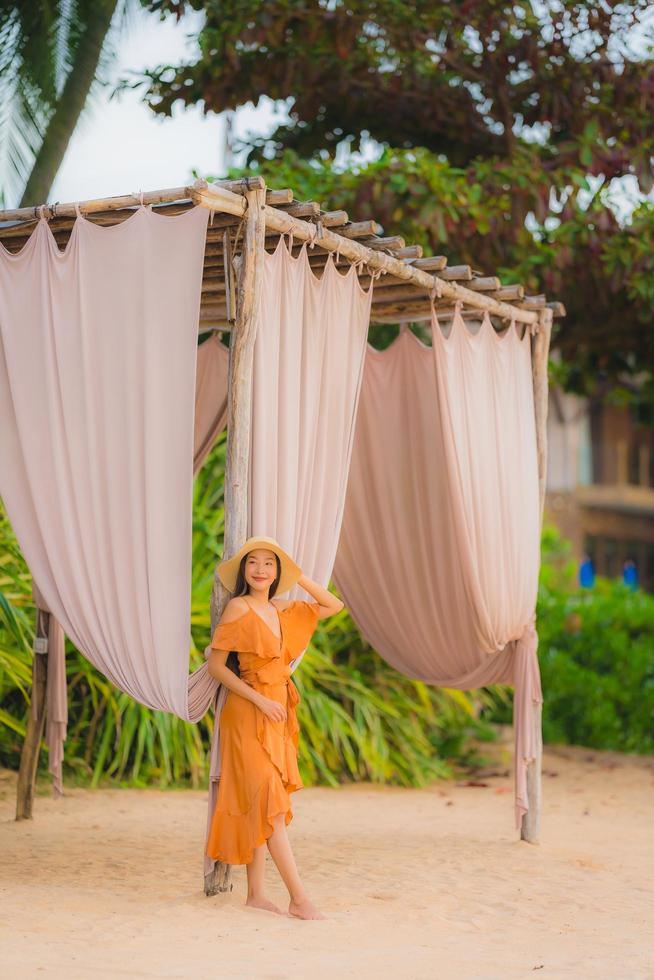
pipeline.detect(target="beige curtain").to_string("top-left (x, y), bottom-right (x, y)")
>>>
top-left (193, 333), bottom-right (229, 474)
top-left (204, 237), bottom-right (373, 874)
top-left (25, 330), bottom-right (228, 797)
top-left (333, 312), bottom-right (543, 826)
top-left (0, 206), bottom-right (219, 801)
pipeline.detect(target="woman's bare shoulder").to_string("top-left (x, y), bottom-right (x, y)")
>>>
top-left (220, 596), bottom-right (250, 623)
top-left (271, 598), bottom-right (293, 611)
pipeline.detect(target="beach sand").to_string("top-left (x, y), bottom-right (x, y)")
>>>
top-left (1, 736), bottom-right (652, 979)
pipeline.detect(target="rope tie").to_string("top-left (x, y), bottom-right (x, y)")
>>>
top-left (309, 219), bottom-right (323, 247)
top-left (232, 218), bottom-right (245, 257)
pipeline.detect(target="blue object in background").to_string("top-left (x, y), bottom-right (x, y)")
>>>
top-left (579, 555), bottom-right (595, 589)
top-left (622, 560), bottom-right (639, 590)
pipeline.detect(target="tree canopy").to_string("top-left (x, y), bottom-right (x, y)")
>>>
top-left (134, 0), bottom-right (654, 407)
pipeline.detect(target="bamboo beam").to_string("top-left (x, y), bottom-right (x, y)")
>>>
top-left (321, 210), bottom-right (348, 226)
top-left (520, 295), bottom-right (546, 310)
top-left (1, 176), bottom-right (546, 325)
top-left (520, 306), bottom-right (552, 846)
top-left (492, 285), bottom-right (525, 302)
top-left (359, 235), bottom-right (406, 251)
top-left (256, 197), bottom-right (537, 322)
top-left (438, 265), bottom-right (472, 281)
top-left (16, 609), bottom-right (49, 820)
top-left (204, 184), bottom-right (267, 897)
top-left (0, 178), bottom-right (268, 224)
top-left (330, 220), bottom-right (383, 239)
top-left (393, 245), bottom-right (423, 259)
top-left (468, 276), bottom-right (501, 292)
top-left (278, 201), bottom-right (320, 218)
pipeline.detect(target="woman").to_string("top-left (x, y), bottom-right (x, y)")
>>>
top-left (206, 535), bottom-right (344, 920)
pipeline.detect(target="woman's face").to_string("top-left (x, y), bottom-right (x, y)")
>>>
top-left (244, 548), bottom-right (278, 596)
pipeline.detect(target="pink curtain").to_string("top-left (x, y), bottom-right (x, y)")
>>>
top-left (333, 313), bottom-right (543, 826)
top-left (204, 236), bottom-right (373, 875)
top-left (193, 333), bottom-right (229, 474)
top-left (23, 331), bottom-right (228, 798)
top-left (0, 206), bottom-right (219, 792)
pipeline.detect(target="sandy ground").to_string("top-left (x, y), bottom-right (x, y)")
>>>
top-left (1, 737), bottom-right (653, 980)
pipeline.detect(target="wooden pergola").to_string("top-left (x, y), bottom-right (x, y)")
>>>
top-left (1, 176), bottom-right (563, 894)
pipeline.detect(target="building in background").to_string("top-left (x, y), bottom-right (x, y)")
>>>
top-left (545, 373), bottom-right (654, 593)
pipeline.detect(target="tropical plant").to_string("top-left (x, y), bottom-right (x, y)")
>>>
top-left (0, 0), bottom-right (132, 207)
top-left (0, 429), bottom-right (490, 789)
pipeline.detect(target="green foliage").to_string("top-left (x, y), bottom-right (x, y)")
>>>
top-left (138, 0), bottom-right (654, 185)
top-left (486, 523), bottom-right (654, 754)
top-left (0, 431), bottom-right (489, 788)
top-left (132, 1), bottom-right (654, 403)
top-left (207, 146), bottom-right (654, 405)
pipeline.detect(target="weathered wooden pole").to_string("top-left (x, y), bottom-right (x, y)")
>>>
top-left (203, 182), bottom-right (267, 896)
top-left (520, 307), bottom-right (553, 844)
top-left (16, 608), bottom-right (49, 819)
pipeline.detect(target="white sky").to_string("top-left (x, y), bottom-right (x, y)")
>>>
top-left (49, 6), bottom-right (284, 205)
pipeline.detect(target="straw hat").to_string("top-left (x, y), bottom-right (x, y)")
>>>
top-left (217, 535), bottom-right (302, 594)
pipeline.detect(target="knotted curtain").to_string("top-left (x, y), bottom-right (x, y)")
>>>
top-left (0, 206), bottom-right (218, 799)
top-left (332, 313), bottom-right (543, 826)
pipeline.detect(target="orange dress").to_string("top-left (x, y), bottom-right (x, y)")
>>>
top-left (205, 599), bottom-right (321, 865)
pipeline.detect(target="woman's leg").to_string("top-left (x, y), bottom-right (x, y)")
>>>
top-left (266, 814), bottom-right (326, 920)
top-left (245, 842), bottom-right (283, 914)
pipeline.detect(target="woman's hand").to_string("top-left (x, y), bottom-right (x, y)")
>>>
top-left (255, 694), bottom-right (287, 723)
top-left (296, 573), bottom-right (345, 617)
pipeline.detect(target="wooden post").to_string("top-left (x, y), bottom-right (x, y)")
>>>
top-left (521, 308), bottom-right (553, 844)
top-left (16, 609), bottom-right (49, 820)
top-left (204, 183), bottom-right (267, 896)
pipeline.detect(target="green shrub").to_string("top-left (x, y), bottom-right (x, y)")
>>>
top-left (486, 523), bottom-right (654, 753)
top-left (0, 431), bottom-right (488, 788)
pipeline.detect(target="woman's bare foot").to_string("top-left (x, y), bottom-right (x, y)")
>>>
top-left (288, 896), bottom-right (326, 920)
top-left (245, 895), bottom-right (284, 914)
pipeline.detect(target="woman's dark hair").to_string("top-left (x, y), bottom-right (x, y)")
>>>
top-left (225, 550), bottom-right (282, 677)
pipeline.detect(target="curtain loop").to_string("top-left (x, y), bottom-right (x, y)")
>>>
top-left (309, 219), bottom-right (323, 247)
top-left (38, 204), bottom-right (46, 221)
top-left (286, 231), bottom-right (294, 253)
top-left (429, 276), bottom-right (443, 301)
top-left (139, 189), bottom-right (144, 207)
top-left (209, 208), bottom-right (215, 227)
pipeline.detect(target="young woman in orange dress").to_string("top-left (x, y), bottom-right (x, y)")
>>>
top-left (205, 535), bottom-right (344, 920)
